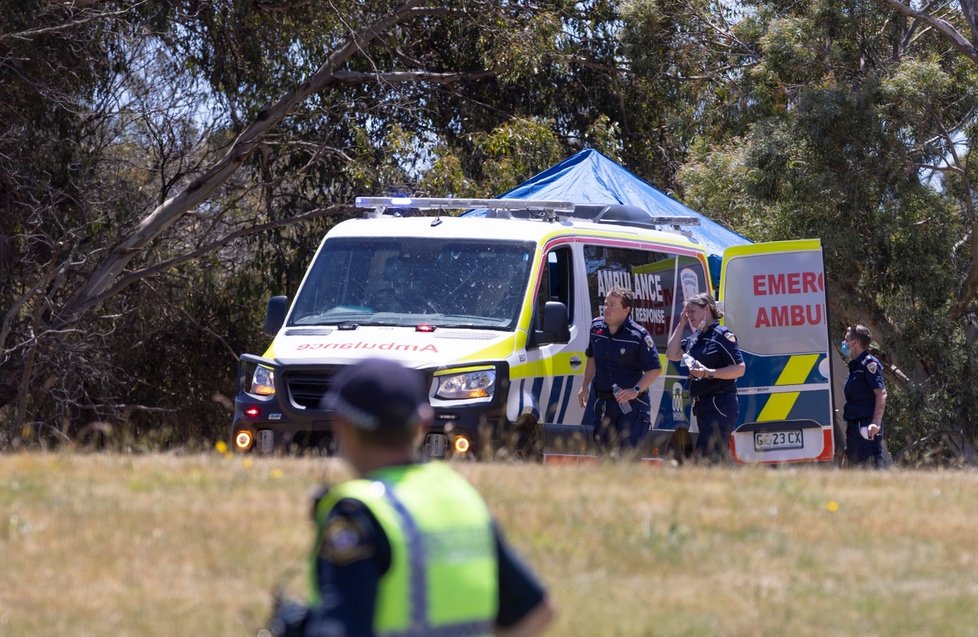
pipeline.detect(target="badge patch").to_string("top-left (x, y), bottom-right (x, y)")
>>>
top-left (867, 361), bottom-right (878, 374)
top-left (620, 348), bottom-right (626, 355)
top-left (319, 515), bottom-right (373, 565)
top-left (724, 331), bottom-right (737, 343)
top-left (644, 335), bottom-right (655, 349)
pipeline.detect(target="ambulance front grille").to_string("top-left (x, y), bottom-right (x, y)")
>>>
top-left (286, 371), bottom-right (335, 410)
top-left (284, 328), bottom-right (335, 336)
top-left (285, 367), bottom-right (434, 410)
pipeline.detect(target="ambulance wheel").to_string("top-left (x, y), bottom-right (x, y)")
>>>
top-left (666, 428), bottom-right (693, 464)
top-left (512, 416), bottom-right (543, 462)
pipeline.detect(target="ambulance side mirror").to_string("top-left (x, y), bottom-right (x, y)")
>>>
top-left (263, 295), bottom-right (289, 337)
top-left (532, 301), bottom-right (570, 346)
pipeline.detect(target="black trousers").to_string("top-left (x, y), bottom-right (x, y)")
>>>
top-left (845, 417), bottom-right (885, 468)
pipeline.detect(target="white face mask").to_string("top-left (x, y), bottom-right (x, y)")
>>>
top-left (686, 305), bottom-right (708, 330)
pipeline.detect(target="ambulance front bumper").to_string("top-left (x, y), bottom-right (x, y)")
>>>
top-left (231, 354), bottom-right (509, 456)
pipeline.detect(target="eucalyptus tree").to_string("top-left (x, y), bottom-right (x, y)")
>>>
top-left (665, 0), bottom-right (978, 462)
top-left (0, 0), bottom-right (599, 447)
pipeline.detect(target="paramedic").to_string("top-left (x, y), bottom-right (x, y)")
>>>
top-left (577, 286), bottom-right (662, 452)
top-left (666, 292), bottom-right (745, 462)
top-left (266, 357), bottom-right (555, 637)
top-left (842, 324), bottom-right (887, 468)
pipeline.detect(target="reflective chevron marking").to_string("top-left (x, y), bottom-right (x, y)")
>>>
top-left (756, 354), bottom-right (820, 421)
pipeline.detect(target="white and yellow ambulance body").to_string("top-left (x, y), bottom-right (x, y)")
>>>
top-left (231, 198), bottom-right (835, 464)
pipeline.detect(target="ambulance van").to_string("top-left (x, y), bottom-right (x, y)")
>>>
top-left (231, 197), bottom-right (836, 464)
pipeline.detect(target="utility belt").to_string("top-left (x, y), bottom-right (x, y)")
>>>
top-left (846, 417), bottom-right (883, 443)
top-left (691, 391), bottom-right (736, 406)
top-left (595, 389), bottom-right (647, 404)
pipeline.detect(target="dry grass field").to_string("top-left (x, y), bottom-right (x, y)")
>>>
top-left (2, 453), bottom-right (978, 637)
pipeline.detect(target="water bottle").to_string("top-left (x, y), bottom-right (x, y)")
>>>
top-left (682, 353), bottom-right (697, 369)
top-left (612, 384), bottom-right (632, 414)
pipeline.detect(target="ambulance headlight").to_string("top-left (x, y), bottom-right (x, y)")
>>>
top-left (250, 366), bottom-right (276, 396)
top-left (435, 369), bottom-right (495, 400)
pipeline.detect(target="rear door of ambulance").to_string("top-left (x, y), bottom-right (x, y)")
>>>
top-left (719, 240), bottom-right (835, 464)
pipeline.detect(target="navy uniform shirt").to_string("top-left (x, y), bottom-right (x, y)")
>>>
top-left (682, 323), bottom-right (744, 398)
top-left (304, 496), bottom-right (547, 637)
top-left (843, 350), bottom-right (885, 421)
top-left (585, 316), bottom-right (660, 394)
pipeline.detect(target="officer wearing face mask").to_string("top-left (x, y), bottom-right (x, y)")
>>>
top-left (666, 293), bottom-right (745, 462)
top-left (841, 325), bottom-right (887, 468)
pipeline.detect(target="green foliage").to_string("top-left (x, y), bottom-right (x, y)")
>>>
top-left (880, 58), bottom-right (953, 128)
top-left (678, 140), bottom-right (760, 238)
top-left (758, 17), bottom-right (822, 85)
top-left (468, 117), bottom-right (567, 193)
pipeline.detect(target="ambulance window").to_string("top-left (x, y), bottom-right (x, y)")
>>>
top-left (290, 243), bottom-right (377, 320)
top-left (672, 255), bottom-right (709, 333)
top-left (289, 237), bottom-right (534, 329)
top-left (583, 244), bottom-right (679, 349)
top-left (535, 247), bottom-right (574, 330)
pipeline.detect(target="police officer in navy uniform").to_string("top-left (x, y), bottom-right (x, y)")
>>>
top-left (577, 286), bottom-right (662, 453)
top-left (267, 357), bottom-right (555, 637)
top-left (842, 324), bottom-right (887, 468)
top-left (666, 293), bottom-right (745, 462)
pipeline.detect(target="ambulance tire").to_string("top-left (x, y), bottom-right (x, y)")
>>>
top-left (311, 433), bottom-right (335, 457)
top-left (666, 427), bottom-right (693, 464)
top-left (511, 414), bottom-right (543, 462)
top-left (282, 431), bottom-right (333, 457)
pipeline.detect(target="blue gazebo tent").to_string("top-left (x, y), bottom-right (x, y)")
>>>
top-left (466, 148), bottom-right (750, 286)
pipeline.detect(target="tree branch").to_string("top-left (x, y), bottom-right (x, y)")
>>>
top-left (59, 0), bottom-right (428, 324)
top-left (960, 0), bottom-right (978, 46)
top-left (92, 204), bottom-right (355, 307)
top-left (332, 70), bottom-right (495, 83)
top-left (875, 0), bottom-right (978, 64)
top-left (2, 1), bottom-right (147, 42)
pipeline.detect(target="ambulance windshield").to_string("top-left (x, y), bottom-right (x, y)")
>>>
top-left (289, 238), bottom-right (536, 330)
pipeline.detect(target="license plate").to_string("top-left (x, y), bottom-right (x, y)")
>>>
top-left (423, 433), bottom-right (448, 458)
top-left (256, 429), bottom-right (275, 454)
top-left (754, 430), bottom-right (803, 451)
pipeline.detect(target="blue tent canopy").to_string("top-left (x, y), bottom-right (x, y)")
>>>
top-left (466, 148), bottom-right (750, 286)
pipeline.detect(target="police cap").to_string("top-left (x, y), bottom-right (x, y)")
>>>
top-left (322, 358), bottom-right (429, 432)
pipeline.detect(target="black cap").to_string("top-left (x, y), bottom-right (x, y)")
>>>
top-left (322, 358), bottom-right (428, 431)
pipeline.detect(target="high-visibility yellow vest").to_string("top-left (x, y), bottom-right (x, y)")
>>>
top-left (312, 462), bottom-right (498, 636)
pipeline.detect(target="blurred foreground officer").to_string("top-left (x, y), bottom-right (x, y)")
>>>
top-left (842, 325), bottom-right (888, 468)
top-left (267, 357), bottom-right (555, 637)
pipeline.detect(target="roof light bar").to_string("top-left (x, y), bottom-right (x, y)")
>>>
top-left (355, 196), bottom-right (576, 213)
top-left (649, 217), bottom-right (700, 226)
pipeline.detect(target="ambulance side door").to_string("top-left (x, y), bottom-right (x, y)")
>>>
top-left (521, 242), bottom-right (595, 456)
top-left (719, 239), bottom-right (835, 464)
